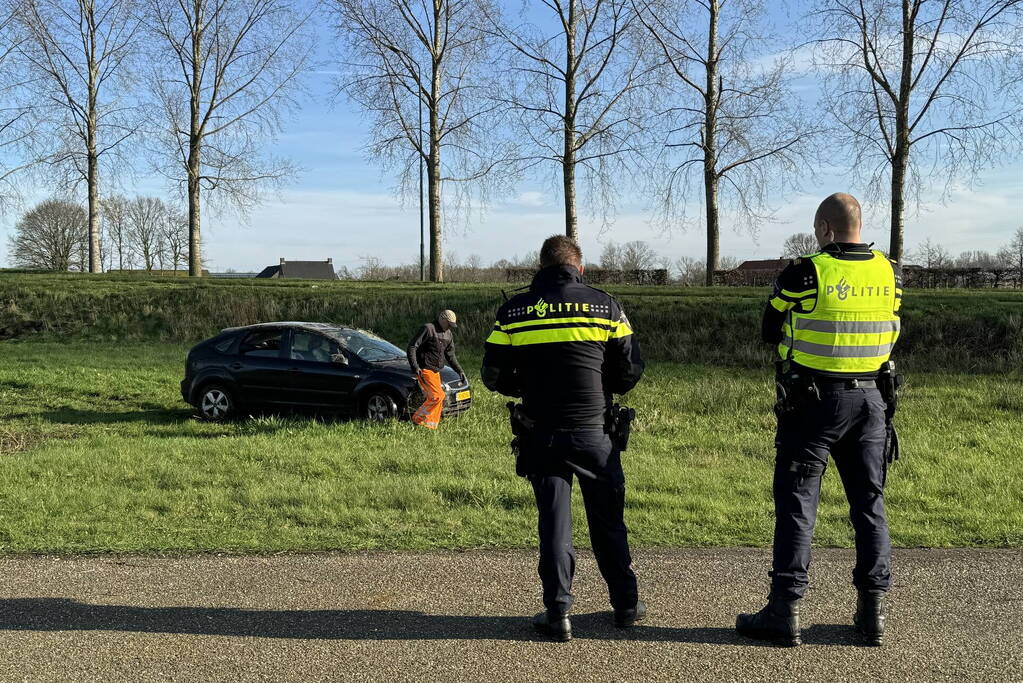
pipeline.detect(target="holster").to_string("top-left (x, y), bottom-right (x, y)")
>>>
top-left (878, 361), bottom-right (905, 467)
top-left (774, 361), bottom-right (821, 417)
top-left (507, 402), bottom-right (538, 477)
top-left (606, 403), bottom-right (636, 452)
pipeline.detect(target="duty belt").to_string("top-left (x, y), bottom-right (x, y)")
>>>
top-left (814, 378), bottom-right (877, 390)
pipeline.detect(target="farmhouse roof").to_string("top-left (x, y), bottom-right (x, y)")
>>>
top-left (255, 258), bottom-right (338, 280)
top-left (736, 259), bottom-right (789, 271)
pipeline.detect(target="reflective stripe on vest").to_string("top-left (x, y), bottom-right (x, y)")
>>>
top-left (778, 250), bottom-right (900, 373)
top-left (485, 315), bottom-right (632, 347)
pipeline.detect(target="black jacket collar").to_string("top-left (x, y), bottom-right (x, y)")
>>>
top-left (823, 242), bottom-right (871, 254)
top-left (531, 264), bottom-right (584, 290)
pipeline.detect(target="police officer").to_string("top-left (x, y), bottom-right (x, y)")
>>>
top-left (481, 235), bottom-right (645, 642)
top-left (736, 193), bottom-right (903, 647)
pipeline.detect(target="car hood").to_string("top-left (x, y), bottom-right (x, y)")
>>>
top-left (372, 359), bottom-right (462, 384)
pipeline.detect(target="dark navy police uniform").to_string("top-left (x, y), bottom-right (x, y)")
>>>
top-left (482, 265), bottom-right (644, 615)
top-left (762, 242), bottom-right (903, 600)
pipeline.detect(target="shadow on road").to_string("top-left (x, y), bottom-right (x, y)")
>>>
top-left (0, 599), bottom-right (778, 645)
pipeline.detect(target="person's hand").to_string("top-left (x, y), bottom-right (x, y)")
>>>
top-left (460, 373), bottom-right (468, 383)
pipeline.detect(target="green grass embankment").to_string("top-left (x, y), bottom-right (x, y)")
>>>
top-left (1, 271), bottom-right (1022, 371)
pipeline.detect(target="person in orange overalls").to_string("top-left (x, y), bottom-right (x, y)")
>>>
top-left (406, 309), bottom-right (465, 429)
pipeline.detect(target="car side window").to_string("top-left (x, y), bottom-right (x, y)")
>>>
top-left (214, 336), bottom-right (235, 354)
top-left (290, 331), bottom-right (337, 363)
top-left (240, 330), bottom-right (282, 358)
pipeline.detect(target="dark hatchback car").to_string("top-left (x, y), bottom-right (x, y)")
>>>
top-left (181, 322), bottom-right (472, 421)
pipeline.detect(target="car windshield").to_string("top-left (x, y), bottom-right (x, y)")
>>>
top-left (326, 328), bottom-right (406, 362)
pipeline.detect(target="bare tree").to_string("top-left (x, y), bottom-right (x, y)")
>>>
top-left (101, 194), bottom-right (132, 270)
top-left (620, 240), bottom-right (658, 269)
top-left (781, 232), bottom-right (820, 258)
top-left (0, 7), bottom-right (39, 210)
top-left (13, 0), bottom-right (143, 273)
top-left (161, 204), bottom-right (187, 272)
top-left (675, 252), bottom-right (740, 284)
top-left (7, 198), bottom-right (87, 270)
top-left (674, 254), bottom-right (704, 284)
top-left (912, 236), bottom-right (951, 268)
top-left (516, 250), bottom-right (540, 268)
top-left (810, 0), bottom-right (1023, 262)
top-left (144, 0), bottom-right (313, 277)
top-left (954, 249), bottom-right (1000, 268)
top-left (999, 227), bottom-right (1023, 286)
top-left (126, 195), bottom-right (165, 270)
top-left (491, 0), bottom-right (655, 240)
top-left (600, 240), bottom-right (623, 270)
top-left (329, 0), bottom-right (508, 282)
top-left (634, 0), bottom-right (818, 285)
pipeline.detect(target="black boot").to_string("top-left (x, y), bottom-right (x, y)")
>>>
top-left (613, 599), bottom-right (647, 628)
top-left (853, 590), bottom-right (886, 646)
top-left (532, 610), bottom-right (571, 642)
top-left (736, 596), bottom-right (802, 647)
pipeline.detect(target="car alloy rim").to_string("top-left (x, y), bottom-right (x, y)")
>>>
top-left (367, 395), bottom-right (391, 420)
top-left (202, 389), bottom-right (229, 418)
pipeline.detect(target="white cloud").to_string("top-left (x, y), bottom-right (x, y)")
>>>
top-left (513, 191), bottom-right (549, 208)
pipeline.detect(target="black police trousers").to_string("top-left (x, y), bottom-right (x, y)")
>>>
top-left (527, 428), bottom-right (638, 616)
top-left (771, 386), bottom-right (891, 601)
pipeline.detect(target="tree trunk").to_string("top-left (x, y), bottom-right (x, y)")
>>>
top-left (188, 1), bottom-right (203, 278)
top-left (889, 149), bottom-right (908, 261)
top-left (187, 150), bottom-right (202, 277)
top-left (428, 1), bottom-right (443, 282)
top-left (87, 149), bottom-right (100, 273)
top-left (890, 0), bottom-right (914, 263)
top-left (563, 0), bottom-right (578, 241)
top-left (564, 140), bottom-right (577, 241)
top-left (704, 170), bottom-right (719, 286)
top-left (428, 148), bottom-right (443, 282)
top-left (86, 8), bottom-right (101, 274)
top-left (703, 0), bottom-right (719, 286)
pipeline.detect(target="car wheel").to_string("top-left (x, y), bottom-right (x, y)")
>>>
top-left (198, 383), bottom-right (236, 421)
top-left (363, 391), bottom-right (399, 422)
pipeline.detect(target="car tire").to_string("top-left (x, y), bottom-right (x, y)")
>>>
top-left (197, 383), bottom-right (236, 421)
top-left (363, 390), bottom-right (399, 422)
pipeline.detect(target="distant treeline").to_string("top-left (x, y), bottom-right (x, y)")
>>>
top-left (903, 266), bottom-right (1023, 289)
top-left (1, 273), bottom-right (1020, 373)
top-left (344, 241), bottom-right (733, 286)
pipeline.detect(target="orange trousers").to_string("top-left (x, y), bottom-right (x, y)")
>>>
top-left (412, 369), bottom-right (445, 429)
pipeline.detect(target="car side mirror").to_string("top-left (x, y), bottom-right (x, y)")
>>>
top-left (331, 352), bottom-right (349, 366)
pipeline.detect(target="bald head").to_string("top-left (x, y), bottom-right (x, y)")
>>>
top-left (814, 193), bottom-right (862, 247)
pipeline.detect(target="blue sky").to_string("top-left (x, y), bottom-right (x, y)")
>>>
top-left (3, 1), bottom-right (1022, 272)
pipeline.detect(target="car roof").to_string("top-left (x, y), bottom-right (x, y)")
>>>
top-left (220, 321), bottom-right (355, 335)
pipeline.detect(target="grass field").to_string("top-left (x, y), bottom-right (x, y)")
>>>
top-left (1, 336), bottom-right (1020, 554)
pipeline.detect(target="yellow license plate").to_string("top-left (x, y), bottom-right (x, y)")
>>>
top-left (456, 390), bottom-right (472, 402)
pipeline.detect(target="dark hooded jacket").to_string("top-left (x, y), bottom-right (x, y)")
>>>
top-left (407, 317), bottom-right (464, 375)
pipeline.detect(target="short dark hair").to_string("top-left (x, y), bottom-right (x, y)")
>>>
top-left (539, 235), bottom-right (583, 269)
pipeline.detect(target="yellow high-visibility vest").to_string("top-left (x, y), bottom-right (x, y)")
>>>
top-left (779, 250), bottom-right (901, 373)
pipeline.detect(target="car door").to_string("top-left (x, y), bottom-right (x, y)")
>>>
top-left (285, 330), bottom-right (363, 409)
top-left (233, 328), bottom-right (294, 405)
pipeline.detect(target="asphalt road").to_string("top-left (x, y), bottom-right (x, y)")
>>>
top-left (0, 549), bottom-right (1020, 682)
